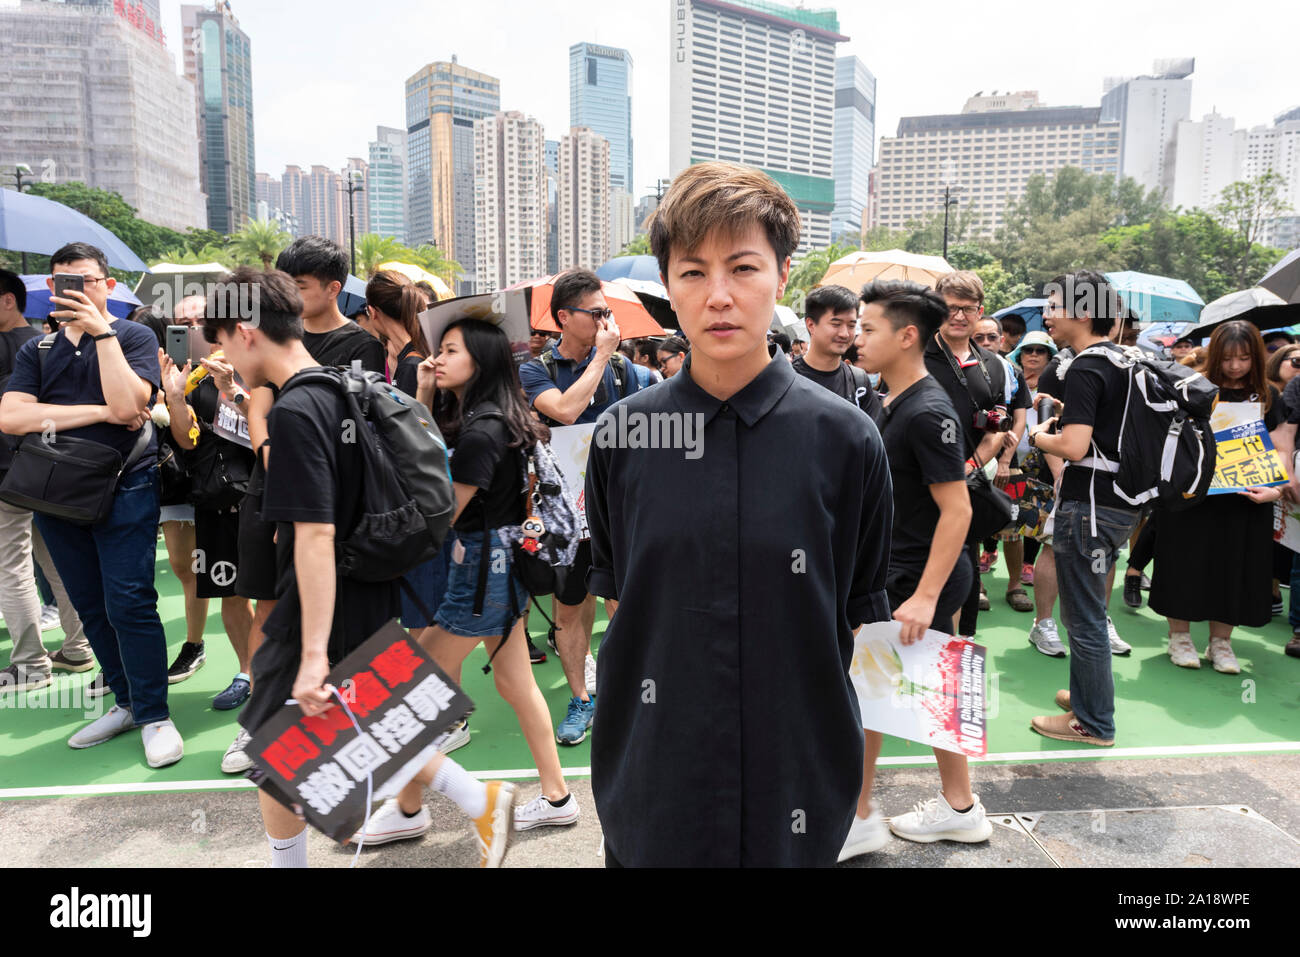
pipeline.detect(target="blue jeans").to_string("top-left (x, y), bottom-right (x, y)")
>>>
top-left (35, 467), bottom-right (170, 724)
top-left (1052, 499), bottom-right (1139, 741)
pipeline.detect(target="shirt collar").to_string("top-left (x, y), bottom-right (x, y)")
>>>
top-left (549, 337), bottom-right (596, 367)
top-left (668, 351), bottom-right (795, 427)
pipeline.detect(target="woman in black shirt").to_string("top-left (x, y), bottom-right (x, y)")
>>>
top-left (1150, 321), bottom-right (1286, 674)
top-left (359, 270), bottom-right (430, 396)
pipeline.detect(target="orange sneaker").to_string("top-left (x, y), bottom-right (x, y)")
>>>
top-left (473, 780), bottom-right (516, 868)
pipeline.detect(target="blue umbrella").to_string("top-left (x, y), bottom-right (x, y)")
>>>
top-left (337, 274), bottom-right (368, 316)
top-left (0, 188), bottom-right (149, 273)
top-left (21, 273), bottom-right (142, 320)
top-left (595, 255), bottom-right (662, 283)
top-left (1104, 271), bottom-right (1203, 325)
top-left (994, 298), bottom-right (1046, 333)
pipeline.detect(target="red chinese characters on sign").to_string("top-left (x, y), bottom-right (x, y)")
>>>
top-left (345, 669), bottom-right (392, 719)
top-left (261, 726), bottom-right (320, 781)
top-left (370, 640), bottom-right (424, 689)
top-left (113, 1), bottom-right (166, 45)
top-left (300, 706), bottom-right (354, 747)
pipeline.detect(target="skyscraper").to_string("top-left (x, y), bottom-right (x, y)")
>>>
top-left (832, 56), bottom-right (876, 240)
top-left (558, 127), bottom-right (610, 272)
top-left (1244, 111), bottom-right (1300, 247)
top-left (570, 42), bottom-right (633, 195)
top-left (182, 2), bottom-right (256, 235)
top-left (474, 111), bottom-right (548, 294)
top-left (281, 164), bottom-right (305, 235)
top-left (305, 165), bottom-right (346, 249)
top-left (545, 139), bottom-right (560, 274)
top-left (1100, 59), bottom-right (1194, 200)
top-left (669, 0), bottom-right (846, 253)
top-left (0, 0), bottom-right (203, 231)
top-left (405, 57), bottom-right (500, 293)
top-left (368, 126), bottom-right (408, 244)
top-left (1170, 113), bottom-right (1247, 212)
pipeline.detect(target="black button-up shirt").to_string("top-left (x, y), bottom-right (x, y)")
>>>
top-left (584, 353), bottom-right (894, 866)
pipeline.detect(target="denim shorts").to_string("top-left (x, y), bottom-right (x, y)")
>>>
top-left (433, 528), bottom-right (529, 639)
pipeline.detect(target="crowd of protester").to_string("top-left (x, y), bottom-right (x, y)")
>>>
top-left (0, 158), bottom-right (1295, 868)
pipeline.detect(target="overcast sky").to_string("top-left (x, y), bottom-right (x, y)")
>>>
top-left (161, 0), bottom-right (1300, 197)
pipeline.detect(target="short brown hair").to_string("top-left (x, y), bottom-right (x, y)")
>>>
top-left (648, 162), bottom-right (801, 283)
top-left (935, 270), bottom-right (984, 306)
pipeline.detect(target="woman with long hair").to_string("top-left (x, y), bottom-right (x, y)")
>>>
top-left (359, 269), bottom-right (431, 394)
top-left (357, 317), bottom-right (578, 846)
top-left (1149, 321), bottom-right (1286, 673)
top-left (1266, 342), bottom-right (1300, 413)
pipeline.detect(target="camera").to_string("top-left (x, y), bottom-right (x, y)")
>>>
top-left (973, 405), bottom-right (1012, 433)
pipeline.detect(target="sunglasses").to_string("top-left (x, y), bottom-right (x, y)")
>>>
top-left (1289, 357), bottom-right (1300, 369)
top-left (1019, 347), bottom-right (1050, 356)
top-left (972, 334), bottom-right (1001, 344)
top-left (567, 306), bottom-right (614, 321)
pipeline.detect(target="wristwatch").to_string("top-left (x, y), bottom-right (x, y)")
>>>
top-left (232, 391), bottom-right (247, 407)
top-left (91, 330), bottom-right (118, 341)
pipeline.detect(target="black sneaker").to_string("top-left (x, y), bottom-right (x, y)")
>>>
top-left (167, 642), bottom-right (206, 684)
top-left (1272, 597), bottom-right (1285, 617)
top-left (85, 671), bottom-right (109, 699)
top-left (546, 623), bottom-right (559, 655)
top-left (526, 633), bottom-right (547, 665)
top-left (1123, 575), bottom-right (1143, 608)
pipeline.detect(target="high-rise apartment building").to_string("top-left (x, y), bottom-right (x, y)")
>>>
top-left (1169, 113), bottom-right (1246, 212)
top-left (545, 139), bottom-right (560, 274)
top-left (368, 126), bottom-right (407, 244)
top-left (305, 165), bottom-right (347, 249)
top-left (874, 93), bottom-right (1121, 236)
top-left (669, 0), bottom-right (846, 253)
top-left (474, 111), bottom-right (548, 294)
top-left (1245, 111), bottom-right (1300, 247)
top-left (0, 0), bottom-right (204, 231)
top-left (280, 164), bottom-right (305, 234)
top-left (405, 57), bottom-right (500, 293)
top-left (1100, 58), bottom-right (1194, 200)
top-left (832, 55), bottom-right (876, 239)
top-left (558, 127), bottom-right (610, 271)
top-left (182, 2), bottom-right (256, 234)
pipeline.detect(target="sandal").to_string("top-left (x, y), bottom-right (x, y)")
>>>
top-left (1005, 588), bottom-right (1034, 613)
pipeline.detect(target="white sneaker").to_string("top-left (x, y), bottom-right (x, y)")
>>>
top-left (68, 704), bottom-right (135, 749)
top-left (38, 604), bottom-right (61, 632)
top-left (1106, 617), bottom-right (1132, 656)
top-left (888, 792), bottom-right (994, 844)
top-left (584, 653), bottom-right (597, 696)
top-left (1029, 618), bottom-right (1067, 657)
top-left (1206, 637), bottom-right (1241, 674)
top-left (141, 719), bottom-right (184, 768)
top-left (514, 792), bottom-right (580, 830)
top-left (221, 728), bottom-right (254, 774)
top-left (838, 804), bottom-right (890, 861)
top-left (350, 797), bottom-right (431, 846)
top-left (1167, 631), bottom-right (1200, 669)
top-left (432, 719), bottom-right (469, 753)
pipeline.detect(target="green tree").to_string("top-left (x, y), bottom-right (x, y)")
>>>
top-left (1214, 171), bottom-right (1293, 288)
top-left (151, 243), bottom-right (236, 270)
top-left (780, 240), bottom-right (860, 310)
top-left (618, 235), bottom-right (652, 257)
top-left (355, 233), bottom-right (408, 277)
top-left (24, 181), bottom-right (187, 266)
top-left (973, 261), bottom-right (1034, 315)
top-left (407, 244), bottom-right (463, 284)
top-left (228, 218), bottom-right (291, 269)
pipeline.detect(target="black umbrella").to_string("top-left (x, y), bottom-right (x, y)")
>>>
top-left (1182, 288), bottom-right (1300, 342)
top-left (1259, 247), bottom-right (1300, 304)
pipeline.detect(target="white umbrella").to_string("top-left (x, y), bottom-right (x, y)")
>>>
top-left (771, 304), bottom-right (808, 343)
top-left (818, 249), bottom-right (954, 291)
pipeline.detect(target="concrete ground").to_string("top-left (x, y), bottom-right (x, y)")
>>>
top-left (2, 753), bottom-right (1296, 868)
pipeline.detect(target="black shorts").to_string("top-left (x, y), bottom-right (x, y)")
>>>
top-left (885, 558), bottom-right (974, 634)
top-left (555, 539), bottom-right (593, 606)
top-left (235, 488), bottom-right (278, 601)
top-left (194, 504), bottom-right (241, 599)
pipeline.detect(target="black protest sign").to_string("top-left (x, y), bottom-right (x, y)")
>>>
top-left (246, 620), bottom-right (473, 843)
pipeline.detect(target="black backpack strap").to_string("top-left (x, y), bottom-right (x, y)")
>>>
top-left (36, 332), bottom-right (56, 382)
top-left (847, 364), bottom-right (868, 401)
top-left (612, 352), bottom-right (629, 398)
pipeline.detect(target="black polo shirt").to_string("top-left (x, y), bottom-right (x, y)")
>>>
top-left (880, 376), bottom-right (967, 572)
top-left (923, 334), bottom-right (1007, 457)
top-left (584, 352), bottom-right (894, 867)
top-left (5, 319), bottom-right (160, 471)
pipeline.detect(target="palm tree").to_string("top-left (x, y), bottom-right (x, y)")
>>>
top-left (355, 233), bottom-right (406, 277)
top-left (153, 243), bottom-right (236, 269)
top-left (408, 244), bottom-right (463, 285)
top-left (228, 219), bottom-right (291, 269)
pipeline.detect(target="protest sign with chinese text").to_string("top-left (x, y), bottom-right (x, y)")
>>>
top-left (1208, 401), bottom-right (1288, 494)
top-left (851, 621), bottom-right (987, 758)
top-left (246, 621), bottom-right (473, 843)
top-left (547, 423), bottom-right (595, 539)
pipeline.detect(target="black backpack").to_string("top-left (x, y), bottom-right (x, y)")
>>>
top-left (278, 365), bottom-right (455, 582)
top-left (1061, 344), bottom-right (1219, 512)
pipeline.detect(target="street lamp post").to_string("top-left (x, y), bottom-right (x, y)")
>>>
top-left (13, 164), bottom-right (35, 273)
top-left (942, 183), bottom-right (964, 261)
top-left (341, 170), bottom-right (365, 277)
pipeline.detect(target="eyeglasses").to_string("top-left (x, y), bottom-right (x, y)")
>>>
top-left (657, 352), bottom-right (683, 371)
top-left (566, 306), bottom-right (614, 321)
top-left (1288, 357), bottom-right (1300, 369)
top-left (947, 305), bottom-right (980, 318)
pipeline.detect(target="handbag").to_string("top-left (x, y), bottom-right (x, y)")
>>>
top-left (185, 434), bottom-right (253, 509)
top-left (966, 463), bottom-right (1014, 542)
top-left (0, 422), bottom-right (154, 525)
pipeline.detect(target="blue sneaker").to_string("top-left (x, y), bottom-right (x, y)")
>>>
top-left (212, 676), bottom-right (251, 711)
top-left (555, 695), bottom-right (595, 745)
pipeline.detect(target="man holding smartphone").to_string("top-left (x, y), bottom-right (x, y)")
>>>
top-left (518, 269), bottom-right (640, 746)
top-left (0, 243), bottom-right (182, 767)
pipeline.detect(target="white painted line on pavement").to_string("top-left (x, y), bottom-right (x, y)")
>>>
top-left (3, 742), bottom-right (1299, 799)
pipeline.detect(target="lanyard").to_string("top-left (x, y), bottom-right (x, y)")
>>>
top-left (936, 333), bottom-right (994, 393)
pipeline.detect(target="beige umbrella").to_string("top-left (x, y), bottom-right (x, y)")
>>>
top-left (818, 249), bottom-right (953, 291)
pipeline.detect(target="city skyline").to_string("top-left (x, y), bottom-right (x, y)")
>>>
top-left (160, 0), bottom-right (1299, 216)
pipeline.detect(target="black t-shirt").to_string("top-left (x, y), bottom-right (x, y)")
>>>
top-left (1058, 344), bottom-right (1132, 509)
top-left (302, 322), bottom-right (386, 373)
top-left (923, 334), bottom-right (1008, 456)
top-left (452, 409), bottom-right (526, 533)
top-left (790, 356), bottom-right (883, 424)
top-left (1222, 385), bottom-right (1285, 431)
top-left (260, 370), bottom-right (398, 658)
top-left (879, 377), bottom-right (967, 572)
top-left (1036, 348), bottom-right (1072, 401)
top-left (1283, 377), bottom-right (1300, 425)
top-left (393, 341), bottom-right (423, 398)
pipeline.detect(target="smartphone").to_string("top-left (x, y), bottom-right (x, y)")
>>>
top-left (52, 274), bottom-right (85, 300)
top-left (166, 325), bottom-right (190, 369)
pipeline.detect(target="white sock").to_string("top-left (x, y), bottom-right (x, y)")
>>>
top-left (432, 758), bottom-right (487, 818)
top-left (267, 828), bottom-right (308, 868)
